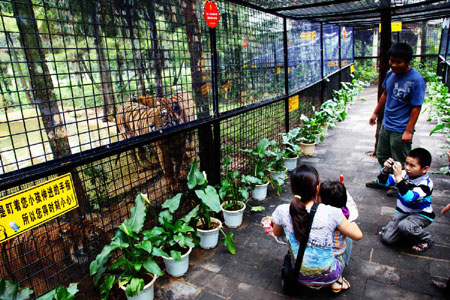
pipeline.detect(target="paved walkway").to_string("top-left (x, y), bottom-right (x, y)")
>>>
top-left (155, 86), bottom-right (450, 300)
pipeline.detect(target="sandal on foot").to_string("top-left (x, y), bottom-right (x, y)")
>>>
top-left (331, 277), bottom-right (351, 294)
top-left (412, 239), bottom-right (433, 253)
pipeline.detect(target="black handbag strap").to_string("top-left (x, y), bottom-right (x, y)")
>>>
top-left (292, 203), bottom-right (319, 278)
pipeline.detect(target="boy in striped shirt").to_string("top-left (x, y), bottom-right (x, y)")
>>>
top-left (378, 148), bottom-right (434, 252)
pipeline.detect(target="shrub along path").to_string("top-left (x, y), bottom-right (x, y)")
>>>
top-left (154, 86), bottom-right (450, 300)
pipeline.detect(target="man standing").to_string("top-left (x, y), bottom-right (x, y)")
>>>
top-left (366, 43), bottom-right (426, 197)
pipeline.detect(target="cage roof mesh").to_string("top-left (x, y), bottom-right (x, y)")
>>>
top-left (234, 0), bottom-right (450, 26)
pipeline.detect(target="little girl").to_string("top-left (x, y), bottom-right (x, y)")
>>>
top-left (319, 180), bottom-right (359, 267)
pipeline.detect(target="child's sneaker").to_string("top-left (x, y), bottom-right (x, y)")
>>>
top-left (365, 180), bottom-right (389, 190)
top-left (386, 187), bottom-right (397, 197)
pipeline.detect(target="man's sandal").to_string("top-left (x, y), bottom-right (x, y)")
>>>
top-left (412, 238), bottom-right (433, 253)
top-left (331, 277), bottom-right (351, 294)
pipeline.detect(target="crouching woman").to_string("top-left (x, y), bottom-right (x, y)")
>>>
top-left (270, 165), bottom-right (363, 293)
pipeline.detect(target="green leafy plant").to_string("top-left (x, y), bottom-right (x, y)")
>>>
top-left (219, 157), bottom-right (249, 211)
top-left (144, 193), bottom-right (198, 262)
top-left (298, 114), bottom-right (321, 144)
top-left (240, 138), bottom-right (273, 188)
top-left (0, 279), bottom-right (33, 300)
top-left (90, 193), bottom-right (164, 299)
top-left (279, 128), bottom-right (301, 158)
top-left (37, 283), bottom-right (79, 300)
top-left (187, 159), bottom-right (236, 254)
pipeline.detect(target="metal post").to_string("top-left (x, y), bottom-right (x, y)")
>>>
top-left (320, 22), bottom-right (324, 104)
top-left (209, 27), bottom-right (220, 185)
top-left (338, 25), bottom-right (342, 84)
top-left (283, 17), bottom-right (289, 132)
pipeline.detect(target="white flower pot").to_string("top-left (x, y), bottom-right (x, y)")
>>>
top-left (221, 202), bottom-right (246, 228)
top-left (162, 247), bottom-right (192, 277)
top-left (283, 156), bottom-right (298, 171)
top-left (300, 142), bottom-right (316, 156)
top-left (120, 274), bottom-right (158, 300)
top-left (270, 169), bottom-right (286, 185)
top-left (252, 181), bottom-right (269, 201)
top-left (197, 217), bottom-right (222, 249)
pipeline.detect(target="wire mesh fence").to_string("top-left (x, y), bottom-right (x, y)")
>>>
top-left (0, 0), bottom-right (359, 297)
top-left (354, 20), bottom-right (442, 58)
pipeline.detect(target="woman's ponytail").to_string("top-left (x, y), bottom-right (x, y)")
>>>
top-left (289, 165), bottom-right (319, 243)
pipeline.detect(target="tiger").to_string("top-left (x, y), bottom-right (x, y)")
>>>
top-left (133, 92), bottom-right (195, 151)
top-left (0, 218), bottom-right (105, 296)
top-left (116, 102), bottom-right (184, 191)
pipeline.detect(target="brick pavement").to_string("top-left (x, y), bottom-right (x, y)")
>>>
top-left (155, 86), bottom-right (450, 299)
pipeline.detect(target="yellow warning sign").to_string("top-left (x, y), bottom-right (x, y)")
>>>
top-left (289, 95), bottom-right (299, 112)
top-left (328, 60), bottom-right (339, 67)
top-left (0, 173), bottom-right (79, 244)
top-left (350, 65), bottom-right (355, 73)
top-left (276, 65), bottom-right (281, 74)
top-left (301, 31), bottom-right (316, 40)
top-left (379, 22), bottom-right (402, 32)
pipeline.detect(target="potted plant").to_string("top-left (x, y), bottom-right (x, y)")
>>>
top-left (267, 143), bottom-right (287, 187)
top-left (218, 157), bottom-right (249, 228)
top-left (320, 100), bottom-right (338, 129)
top-left (37, 283), bottom-right (79, 300)
top-left (241, 138), bottom-right (278, 201)
top-left (187, 159), bottom-right (235, 254)
top-left (145, 193), bottom-right (198, 277)
top-left (298, 114), bottom-right (321, 156)
top-left (279, 128), bottom-right (301, 171)
top-left (90, 193), bottom-right (163, 300)
top-left (0, 279), bottom-right (33, 300)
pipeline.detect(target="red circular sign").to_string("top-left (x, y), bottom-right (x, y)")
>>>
top-left (243, 39), bottom-right (248, 48)
top-left (204, 1), bottom-right (220, 29)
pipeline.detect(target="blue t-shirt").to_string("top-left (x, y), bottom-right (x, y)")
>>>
top-left (382, 67), bottom-right (425, 132)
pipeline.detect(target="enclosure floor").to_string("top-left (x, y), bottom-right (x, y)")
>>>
top-left (154, 86), bottom-right (450, 300)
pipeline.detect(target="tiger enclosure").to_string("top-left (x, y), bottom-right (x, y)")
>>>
top-left (0, 0), bottom-right (448, 298)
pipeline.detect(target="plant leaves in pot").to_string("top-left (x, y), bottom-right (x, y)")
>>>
top-left (241, 138), bottom-right (279, 200)
top-left (279, 129), bottom-right (302, 171)
top-left (90, 193), bottom-right (163, 300)
top-left (144, 193), bottom-right (199, 277)
top-left (218, 157), bottom-right (249, 228)
top-left (187, 158), bottom-right (236, 254)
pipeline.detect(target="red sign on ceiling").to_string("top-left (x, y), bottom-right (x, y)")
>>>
top-left (204, 1), bottom-right (220, 29)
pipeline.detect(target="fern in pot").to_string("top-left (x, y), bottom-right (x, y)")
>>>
top-left (90, 193), bottom-right (163, 300)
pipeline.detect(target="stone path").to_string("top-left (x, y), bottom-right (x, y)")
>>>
top-left (155, 86), bottom-right (450, 300)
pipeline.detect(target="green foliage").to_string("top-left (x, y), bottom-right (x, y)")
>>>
top-left (144, 193), bottom-right (198, 261)
top-left (187, 158), bottom-right (236, 254)
top-left (240, 138), bottom-right (274, 188)
top-left (353, 59), bottom-right (378, 84)
top-left (279, 128), bottom-right (301, 158)
top-left (90, 193), bottom-right (163, 299)
top-left (36, 283), bottom-right (79, 300)
top-left (219, 157), bottom-right (249, 211)
top-left (0, 279), bottom-right (33, 300)
top-left (298, 114), bottom-right (321, 144)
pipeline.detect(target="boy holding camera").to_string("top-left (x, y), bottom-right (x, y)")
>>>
top-left (378, 148), bottom-right (435, 252)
